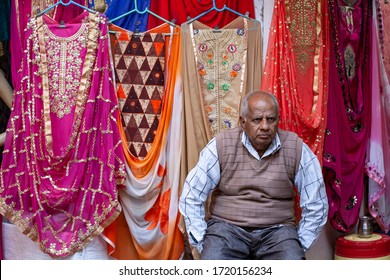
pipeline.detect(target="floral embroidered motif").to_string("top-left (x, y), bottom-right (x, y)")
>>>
top-left (222, 84), bottom-right (230, 91)
top-left (228, 44), bottom-right (237, 53)
top-left (351, 121), bottom-right (363, 133)
top-left (344, 44), bottom-right (356, 79)
top-left (223, 119), bottom-right (232, 129)
top-left (192, 23), bottom-right (247, 136)
top-left (324, 152), bottom-right (336, 162)
top-left (345, 195), bottom-right (358, 210)
top-left (232, 63), bottom-right (241, 71)
top-left (207, 82), bottom-right (215, 90)
top-left (199, 43), bottom-right (208, 52)
top-left (237, 29), bottom-right (245, 36)
top-left (230, 70), bottom-right (238, 78)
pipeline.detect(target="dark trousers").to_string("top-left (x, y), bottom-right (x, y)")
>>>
top-left (200, 219), bottom-right (305, 260)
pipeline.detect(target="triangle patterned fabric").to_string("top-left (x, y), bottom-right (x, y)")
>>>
top-left (113, 30), bottom-right (166, 159)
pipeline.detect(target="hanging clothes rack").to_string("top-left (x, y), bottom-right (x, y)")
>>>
top-left (37, 0), bottom-right (96, 17)
top-left (185, 0), bottom-right (250, 24)
top-left (108, 0), bottom-right (176, 27)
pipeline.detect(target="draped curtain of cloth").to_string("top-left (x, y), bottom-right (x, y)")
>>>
top-left (323, 0), bottom-right (372, 233)
top-left (365, 0), bottom-right (390, 233)
top-left (180, 16), bottom-right (262, 187)
top-left (0, 11), bottom-right (126, 257)
top-left (261, 0), bottom-right (330, 162)
top-left (147, 0), bottom-right (255, 28)
top-left (107, 22), bottom-right (184, 260)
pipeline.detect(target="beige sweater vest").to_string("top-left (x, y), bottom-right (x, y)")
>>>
top-left (210, 127), bottom-right (302, 227)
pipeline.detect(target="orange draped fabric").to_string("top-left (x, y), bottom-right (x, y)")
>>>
top-left (105, 23), bottom-right (184, 259)
top-left (261, 0), bottom-right (330, 162)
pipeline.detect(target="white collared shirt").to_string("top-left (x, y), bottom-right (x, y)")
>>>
top-left (179, 131), bottom-right (329, 252)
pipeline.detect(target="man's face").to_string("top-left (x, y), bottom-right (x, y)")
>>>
top-left (239, 95), bottom-right (279, 155)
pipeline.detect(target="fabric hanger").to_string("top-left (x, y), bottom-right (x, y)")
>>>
top-left (108, 0), bottom-right (176, 27)
top-left (185, 0), bottom-right (250, 24)
top-left (36, 0), bottom-right (96, 17)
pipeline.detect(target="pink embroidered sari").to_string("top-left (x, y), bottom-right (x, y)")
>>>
top-left (0, 11), bottom-right (126, 257)
top-left (323, 0), bottom-right (372, 232)
top-left (365, 0), bottom-right (390, 233)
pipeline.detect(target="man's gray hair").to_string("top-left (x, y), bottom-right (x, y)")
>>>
top-left (240, 91), bottom-right (279, 118)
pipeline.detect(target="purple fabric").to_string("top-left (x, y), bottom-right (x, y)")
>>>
top-left (0, 11), bottom-right (126, 257)
top-left (323, 0), bottom-right (372, 232)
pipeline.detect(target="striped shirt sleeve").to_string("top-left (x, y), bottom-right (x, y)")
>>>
top-left (294, 143), bottom-right (329, 250)
top-left (179, 138), bottom-right (220, 252)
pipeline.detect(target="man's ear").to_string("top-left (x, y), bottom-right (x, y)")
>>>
top-left (239, 116), bottom-right (245, 128)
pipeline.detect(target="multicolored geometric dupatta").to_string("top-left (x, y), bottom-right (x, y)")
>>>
top-left (108, 22), bottom-right (184, 259)
top-left (0, 11), bottom-right (126, 257)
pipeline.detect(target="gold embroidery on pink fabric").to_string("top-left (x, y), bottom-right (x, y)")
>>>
top-left (0, 13), bottom-right (125, 257)
top-left (43, 23), bottom-right (88, 118)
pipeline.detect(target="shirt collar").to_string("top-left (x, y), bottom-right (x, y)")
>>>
top-left (241, 131), bottom-right (281, 160)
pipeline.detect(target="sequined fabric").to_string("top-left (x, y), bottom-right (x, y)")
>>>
top-left (261, 0), bottom-right (330, 161)
top-left (0, 11), bottom-right (126, 257)
top-left (323, 0), bottom-right (372, 232)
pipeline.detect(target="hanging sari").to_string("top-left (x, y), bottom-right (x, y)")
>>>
top-left (260, 0), bottom-right (329, 221)
top-left (180, 16), bottom-right (262, 181)
top-left (323, 0), bottom-right (372, 232)
top-left (147, 0), bottom-right (255, 28)
top-left (105, 0), bottom-right (150, 32)
top-left (365, 0), bottom-right (390, 233)
top-left (108, 22), bottom-right (184, 259)
top-left (10, 0), bottom-right (88, 91)
top-left (0, 11), bottom-right (126, 257)
top-left (261, 0), bottom-right (330, 161)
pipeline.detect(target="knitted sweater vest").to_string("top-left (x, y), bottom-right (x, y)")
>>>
top-left (210, 127), bottom-right (302, 227)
